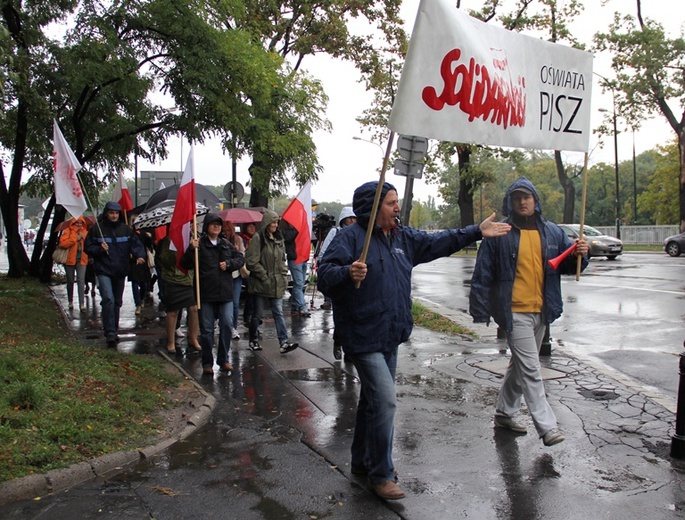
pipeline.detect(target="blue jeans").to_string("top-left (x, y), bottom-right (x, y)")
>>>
top-left (288, 260), bottom-right (307, 311)
top-left (231, 276), bottom-right (242, 329)
top-left (349, 347), bottom-right (398, 484)
top-left (198, 301), bottom-right (233, 367)
top-left (97, 274), bottom-right (126, 338)
top-left (131, 280), bottom-right (148, 307)
top-left (249, 296), bottom-right (288, 345)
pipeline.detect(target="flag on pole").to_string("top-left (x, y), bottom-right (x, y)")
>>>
top-left (388, 0), bottom-right (593, 153)
top-left (168, 146), bottom-right (196, 271)
top-left (113, 171), bottom-right (134, 212)
top-left (53, 120), bottom-right (87, 218)
top-left (282, 181), bottom-right (312, 264)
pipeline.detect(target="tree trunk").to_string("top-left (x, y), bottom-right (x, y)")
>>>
top-left (457, 146), bottom-right (475, 227)
top-left (554, 151), bottom-right (575, 223)
top-left (34, 201), bottom-right (64, 283)
top-left (248, 160), bottom-right (270, 208)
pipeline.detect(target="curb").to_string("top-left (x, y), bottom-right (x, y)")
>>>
top-left (0, 349), bottom-right (216, 506)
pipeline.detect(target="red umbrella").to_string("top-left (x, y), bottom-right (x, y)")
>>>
top-left (217, 207), bottom-right (264, 224)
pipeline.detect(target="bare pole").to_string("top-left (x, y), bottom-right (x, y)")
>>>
top-left (194, 214), bottom-right (200, 309)
top-left (576, 152), bottom-right (589, 281)
top-left (355, 131), bottom-right (396, 289)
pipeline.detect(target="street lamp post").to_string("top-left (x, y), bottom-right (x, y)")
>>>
top-left (633, 130), bottom-right (638, 224)
top-left (352, 136), bottom-right (385, 156)
top-left (611, 107), bottom-right (621, 239)
top-left (595, 73), bottom-right (622, 239)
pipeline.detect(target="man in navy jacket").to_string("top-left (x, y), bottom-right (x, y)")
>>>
top-left (317, 181), bottom-right (510, 501)
top-left (85, 201), bottom-right (146, 347)
top-left (469, 177), bottom-right (588, 447)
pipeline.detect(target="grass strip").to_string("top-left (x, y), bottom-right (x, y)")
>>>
top-left (411, 300), bottom-right (476, 337)
top-left (0, 276), bottom-right (179, 483)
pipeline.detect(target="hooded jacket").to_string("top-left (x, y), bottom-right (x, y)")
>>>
top-left (58, 216), bottom-right (89, 266)
top-left (469, 176), bottom-right (588, 331)
top-left (245, 210), bottom-right (289, 298)
top-left (317, 181), bottom-right (482, 354)
top-left (84, 201), bottom-right (145, 278)
top-left (181, 212), bottom-right (244, 303)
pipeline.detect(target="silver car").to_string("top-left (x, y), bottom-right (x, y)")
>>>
top-left (558, 224), bottom-right (623, 260)
top-left (664, 231), bottom-right (685, 257)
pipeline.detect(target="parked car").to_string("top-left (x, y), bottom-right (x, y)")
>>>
top-left (664, 231), bottom-right (685, 257)
top-left (558, 224), bottom-right (623, 260)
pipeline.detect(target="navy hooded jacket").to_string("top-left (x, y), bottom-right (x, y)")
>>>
top-left (84, 201), bottom-right (145, 278)
top-left (317, 181), bottom-right (482, 354)
top-left (469, 177), bottom-right (588, 331)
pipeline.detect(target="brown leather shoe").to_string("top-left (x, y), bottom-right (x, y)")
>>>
top-left (202, 365), bottom-right (214, 375)
top-left (219, 363), bottom-right (233, 372)
top-left (372, 480), bottom-right (405, 500)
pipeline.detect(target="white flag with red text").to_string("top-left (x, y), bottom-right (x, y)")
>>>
top-left (388, 0), bottom-right (593, 153)
top-left (169, 147), bottom-right (196, 271)
top-left (282, 181), bottom-right (312, 264)
top-left (53, 120), bottom-right (87, 218)
top-left (113, 171), bottom-right (134, 212)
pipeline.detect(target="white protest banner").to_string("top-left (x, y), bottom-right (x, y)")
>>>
top-left (388, 0), bottom-right (594, 153)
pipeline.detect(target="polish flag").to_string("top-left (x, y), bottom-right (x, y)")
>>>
top-left (282, 181), bottom-right (312, 264)
top-left (53, 120), bottom-right (87, 218)
top-left (168, 147), bottom-right (196, 271)
top-left (113, 171), bottom-right (134, 212)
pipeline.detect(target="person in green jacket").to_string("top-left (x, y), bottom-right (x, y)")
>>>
top-left (245, 210), bottom-right (298, 354)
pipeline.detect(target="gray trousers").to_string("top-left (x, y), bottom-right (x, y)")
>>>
top-left (495, 312), bottom-right (557, 437)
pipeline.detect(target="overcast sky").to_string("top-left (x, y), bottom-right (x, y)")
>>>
top-left (134, 0), bottom-right (683, 207)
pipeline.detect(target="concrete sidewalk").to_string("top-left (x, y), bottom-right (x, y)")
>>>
top-left (1, 280), bottom-right (684, 519)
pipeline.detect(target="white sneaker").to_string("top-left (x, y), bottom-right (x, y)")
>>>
top-left (175, 328), bottom-right (185, 337)
top-left (542, 428), bottom-right (565, 446)
top-left (494, 415), bottom-right (527, 433)
top-left (231, 328), bottom-right (240, 340)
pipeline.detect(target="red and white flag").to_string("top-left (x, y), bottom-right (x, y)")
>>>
top-left (168, 146), bottom-right (196, 270)
top-left (113, 171), bottom-right (134, 212)
top-left (282, 181), bottom-right (312, 264)
top-left (388, 0), bottom-right (593, 153)
top-left (53, 120), bottom-right (87, 218)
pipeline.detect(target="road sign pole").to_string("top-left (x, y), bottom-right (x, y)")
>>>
top-left (401, 174), bottom-right (414, 225)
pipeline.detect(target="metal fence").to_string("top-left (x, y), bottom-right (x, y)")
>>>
top-left (592, 225), bottom-right (679, 245)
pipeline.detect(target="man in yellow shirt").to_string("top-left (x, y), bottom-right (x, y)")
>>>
top-left (469, 177), bottom-right (588, 446)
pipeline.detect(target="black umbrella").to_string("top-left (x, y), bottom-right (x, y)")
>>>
top-left (133, 202), bottom-right (210, 230)
top-left (144, 183), bottom-right (221, 210)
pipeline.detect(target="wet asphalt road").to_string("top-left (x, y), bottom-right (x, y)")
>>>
top-left (1, 255), bottom-right (685, 518)
top-left (412, 251), bottom-right (685, 405)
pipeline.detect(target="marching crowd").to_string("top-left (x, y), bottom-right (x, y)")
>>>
top-left (54, 176), bottom-right (589, 502)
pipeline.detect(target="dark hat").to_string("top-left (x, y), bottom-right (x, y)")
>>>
top-left (353, 181), bottom-right (397, 229)
top-left (104, 201), bottom-right (122, 212)
top-left (511, 186), bottom-right (533, 195)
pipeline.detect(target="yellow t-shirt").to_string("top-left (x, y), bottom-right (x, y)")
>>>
top-left (511, 229), bottom-right (543, 313)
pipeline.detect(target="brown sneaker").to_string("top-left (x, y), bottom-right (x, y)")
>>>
top-left (219, 363), bottom-right (233, 372)
top-left (372, 480), bottom-right (405, 500)
top-left (202, 365), bottom-right (214, 375)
